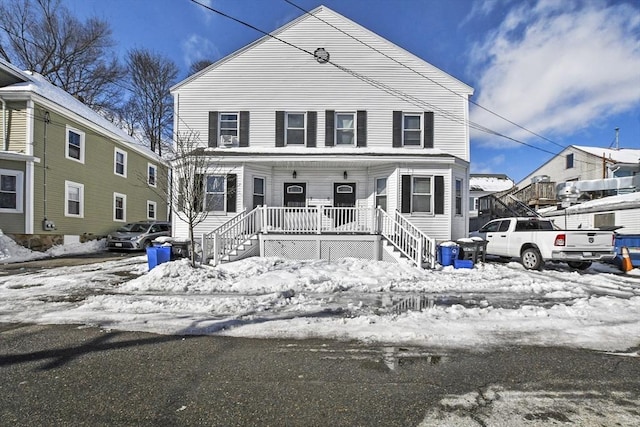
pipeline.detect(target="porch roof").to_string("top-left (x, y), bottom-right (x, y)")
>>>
top-left (189, 147), bottom-right (468, 168)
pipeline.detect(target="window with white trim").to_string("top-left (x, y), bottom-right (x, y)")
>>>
top-left (147, 163), bottom-right (157, 187)
top-left (220, 113), bottom-right (238, 137)
top-left (114, 148), bottom-right (127, 177)
top-left (375, 177), bottom-right (387, 211)
top-left (335, 112), bottom-right (355, 145)
top-left (403, 113), bottom-right (422, 146)
top-left (455, 179), bottom-right (463, 215)
top-left (412, 176), bottom-right (432, 213)
top-left (0, 169), bottom-right (23, 213)
top-left (66, 126), bottom-right (85, 163)
top-left (147, 200), bottom-right (157, 220)
top-left (253, 177), bottom-right (265, 208)
top-left (114, 192), bottom-right (126, 221)
top-left (205, 175), bottom-right (225, 212)
top-left (65, 181), bottom-right (84, 217)
top-left (286, 112), bottom-right (305, 145)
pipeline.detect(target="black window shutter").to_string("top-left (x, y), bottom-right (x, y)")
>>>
top-left (208, 111), bottom-right (218, 147)
top-left (424, 111), bottom-right (434, 148)
top-left (325, 110), bottom-right (335, 146)
top-left (307, 111), bottom-right (317, 147)
top-left (434, 175), bottom-right (444, 214)
top-left (392, 111), bottom-right (402, 147)
top-left (226, 174), bottom-right (237, 213)
top-left (194, 174), bottom-right (204, 212)
top-left (401, 175), bottom-right (411, 213)
top-left (239, 111), bottom-right (249, 147)
top-left (275, 111), bottom-right (285, 147)
top-left (357, 110), bottom-right (367, 147)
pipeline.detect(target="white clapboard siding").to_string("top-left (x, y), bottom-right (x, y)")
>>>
top-left (173, 7), bottom-right (472, 161)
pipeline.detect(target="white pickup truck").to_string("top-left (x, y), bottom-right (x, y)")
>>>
top-left (471, 217), bottom-right (616, 270)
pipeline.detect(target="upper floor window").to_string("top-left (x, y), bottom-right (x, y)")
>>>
top-left (148, 163), bottom-right (157, 187)
top-left (66, 126), bottom-right (85, 163)
top-left (403, 113), bottom-right (422, 146)
top-left (335, 112), bottom-right (355, 145)
top-left (114, 192), bottom-right (126, 222)
top-left (65, 180), bottom-right (84, 217)
top-left (375, 177), bottom-right (387, 211)
top-left (0, 169), bottom-right (23, 213)
top-left (566, 153), bottom-right (574, 169)
top-left (286, 113), bottom-right (305, 145)
top-left (412, 176), bottom-right (432, 213)
top-left (219, 112), bottom-right (239, 146)
top-left (114, 148), bottom-right (127, 177)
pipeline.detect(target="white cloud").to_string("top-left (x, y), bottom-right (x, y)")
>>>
top-left (182, 34), bottom-right (221, 68)
top-left (469, 0), bottom-right (640, 147)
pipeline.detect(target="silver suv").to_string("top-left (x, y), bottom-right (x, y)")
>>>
top-left (106, 221), bottom-right (171, 251)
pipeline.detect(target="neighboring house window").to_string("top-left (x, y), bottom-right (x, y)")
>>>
top-left (114, 148), bottom-right (127, 177)
top-left (66, 126), bottom-right (85, 163)
top-left (253, 177), bottom-right (265, 208)
top-left (114, 193), bottom-right (126, 222)
top-left (147, 200), bottom-right (157, 220)
top-left (335, 112), bottom-right (355, 145)
top-left (148, 163), bottom-right (157, 187)
top-left (0, 169), bottom-right (23, 213)
top-left (206, 175), bottom-right (225, 212)
top-left (286, 113), bottom-right (305, 145)
top-left (566, 153), bottom-right (574, 169)
top-left (469, 197), bottom-right (478, 211)
top-left (455, 179), bottom-right (463, 215)
top-left (403, 113), bottom-right (422, 146)
top-left (375, 177), bottom-right (387, 211)
top-left (65, 181), bottom-right (84, 217)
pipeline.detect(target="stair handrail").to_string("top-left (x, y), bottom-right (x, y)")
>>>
top-left (393, 210), bottom-right (437, 268)
top-left (202, 207), bottom-right (261, 265)
top-left (506, 194), bottom-right (543, 218)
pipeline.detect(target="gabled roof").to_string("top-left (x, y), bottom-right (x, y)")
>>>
top-left (0, 59), bottom-right (161, 162)
top-left (470, 174), bottom-right (514, 192)
top-left (573, 145), bottom-right (640, 164)
top-left (172, 5), bottom-right (473, 94)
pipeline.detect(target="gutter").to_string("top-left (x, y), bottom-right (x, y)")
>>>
top-left (0, 96), bottom-right (5, 150)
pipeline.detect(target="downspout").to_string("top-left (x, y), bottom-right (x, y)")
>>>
top-left (0, 96), bottom-right (6, 150)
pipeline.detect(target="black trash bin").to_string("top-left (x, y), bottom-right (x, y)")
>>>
top-left (456, 239), bottom-right (487, 263)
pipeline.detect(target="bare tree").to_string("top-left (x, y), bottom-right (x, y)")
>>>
top-left (0, 0), bottom-right (125, 110)
top-left (189, 59), bottom-right (214, 75)
top-left (127, 48), bottom-right (178, 156)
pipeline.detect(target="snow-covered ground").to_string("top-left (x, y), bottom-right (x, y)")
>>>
top-left (1, 231), bottom-right (639, 353)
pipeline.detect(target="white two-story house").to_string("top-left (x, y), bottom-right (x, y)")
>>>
top-left (170, 5), bottom-right (473, 267)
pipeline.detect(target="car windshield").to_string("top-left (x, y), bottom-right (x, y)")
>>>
top-left (117, 223), bottom-right (149, 233)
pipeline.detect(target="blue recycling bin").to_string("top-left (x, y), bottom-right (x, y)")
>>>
top-left (147, 246), bottom-right (171, 270)
top-left (438, 245), bottom-right (459, 266)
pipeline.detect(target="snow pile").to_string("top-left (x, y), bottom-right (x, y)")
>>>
top-left (0, 229), bottom-right (106, 263)
top-left (1, 255), bottom-right (638, 352)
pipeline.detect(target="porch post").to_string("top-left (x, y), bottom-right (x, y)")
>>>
top-left (212, 233), bottom-right (220, 266)
top-left (316, 207), bottom-right (322, 234)
top-left (201, 233), bottom-right (208, 264)
top-left (261, 205), bottom-right (268, 234)
top-left (417, 237), bottom-right (423, 268)
top-left (371, 207), bottom-right (378, 234)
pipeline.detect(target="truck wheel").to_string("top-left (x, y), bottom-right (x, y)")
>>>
top-left (521, 248), bottom-right (543, 270)
top-left (567, 261), bottom-right (592, 270)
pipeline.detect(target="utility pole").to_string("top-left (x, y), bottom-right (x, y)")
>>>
top-left (615, 127), bottom-right (619, 150)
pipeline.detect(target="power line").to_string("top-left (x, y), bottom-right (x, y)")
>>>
top-left (282, 0), bottom-right (567, 151)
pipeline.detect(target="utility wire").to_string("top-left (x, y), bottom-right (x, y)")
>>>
top-left (189, 0), bottom-right (561, 157)
top-left (282, 0), bottom-right (567, 150)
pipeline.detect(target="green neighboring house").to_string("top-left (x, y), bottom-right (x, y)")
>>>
top-left (0, 59), bottom-right (168, 250)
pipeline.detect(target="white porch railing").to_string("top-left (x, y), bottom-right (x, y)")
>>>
top-left (202, 206), bottom-right (436, 268)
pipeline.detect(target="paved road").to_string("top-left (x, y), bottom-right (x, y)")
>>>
top-left (0, 251), bottom-right (139, 276)
top-left (1, 323), bottom-right (638, 426)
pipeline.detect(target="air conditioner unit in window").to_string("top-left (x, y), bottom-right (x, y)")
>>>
top-left (220, 134), bottom-right (238, 147)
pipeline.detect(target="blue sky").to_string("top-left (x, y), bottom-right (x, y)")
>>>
top-left (66, 0), bottom-right (640, 183)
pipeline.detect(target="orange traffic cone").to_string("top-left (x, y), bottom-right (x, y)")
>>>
top-left (620, 246), bottom-right (633, 273)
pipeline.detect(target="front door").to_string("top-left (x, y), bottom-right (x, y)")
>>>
top-left (284, 183), bottom-right (306, 207)
top-left (334, 183), bottom-right (356, 227)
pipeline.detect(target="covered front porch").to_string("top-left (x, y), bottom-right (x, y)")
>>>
top-left (201, 206), bottom-right (437, 269)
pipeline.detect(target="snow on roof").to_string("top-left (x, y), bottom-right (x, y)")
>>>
top-left (470, 175), bottom-right (514, 192)
top-left (0, 70), bottom-right (159, 161)
top-left (573, 146), bottom-right (640, 164)
top-left (565, 192), bottom-right (640, 213)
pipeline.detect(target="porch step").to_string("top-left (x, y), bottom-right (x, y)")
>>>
top-left (381, 239), bottom-right (412, 265)
top-left (220, 237), bottom-right (259, 263)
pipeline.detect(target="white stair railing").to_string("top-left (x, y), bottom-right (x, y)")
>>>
top-left (393, 210), bottom-right (437, 268)
top-left (202, 208), bottom-right (260, 265)
top-left (377, 208), bottom-right (424, 267)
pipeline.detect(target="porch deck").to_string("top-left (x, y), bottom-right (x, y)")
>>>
top-left (202, 206), bottom-right (437, 268)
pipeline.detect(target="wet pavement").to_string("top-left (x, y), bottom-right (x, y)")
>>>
top-left (0, 251), bottom-right (139, 276)
top-left (0, 323), bottom-right (638, 426)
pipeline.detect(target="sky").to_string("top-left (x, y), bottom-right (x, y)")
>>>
top-left (62, 0), bottom-right (640, 183)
